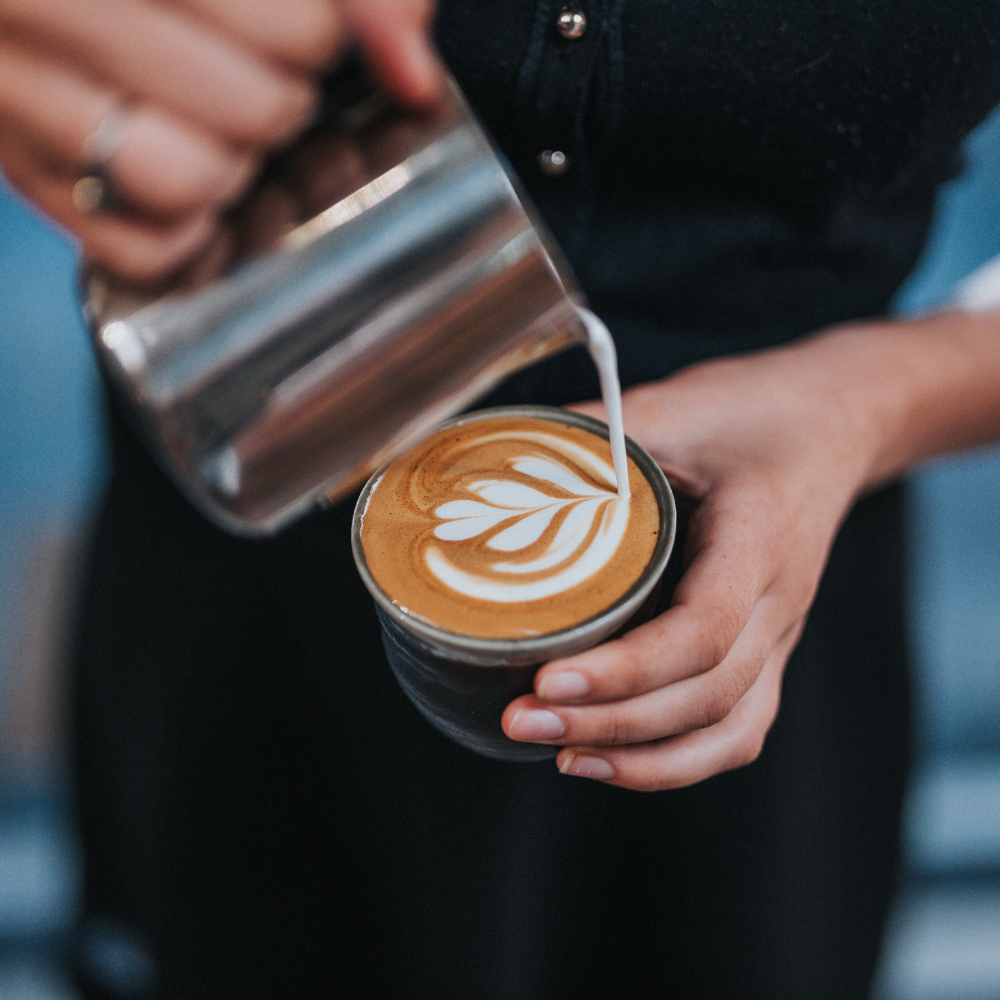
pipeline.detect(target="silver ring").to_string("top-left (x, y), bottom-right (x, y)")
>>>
top-left (73, 101), bottom-right (131, 214)
top-left (71, 170), bottom-right (121, 213)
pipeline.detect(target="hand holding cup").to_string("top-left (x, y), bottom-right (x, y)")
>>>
top-left (502, 331), bottom-right (889, 790)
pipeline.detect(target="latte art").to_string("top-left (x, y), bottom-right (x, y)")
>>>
top-left (428, 430), bottom-right (629, 602)
top-left (361, 416), bottom-right (660, 638)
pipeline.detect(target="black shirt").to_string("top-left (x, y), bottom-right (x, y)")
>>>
top-left (437, 0), bottom-right (1000, 400)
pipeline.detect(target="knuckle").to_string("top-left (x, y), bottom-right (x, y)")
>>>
top-left (289, 3), bottom-right (342, 68)
top-left (612, 640), bottom-right (647, 693)
top-left (694, 606), bottom-right (741, 671)
top-left (92, 218), bottom-right (208, 284)
top-left (699, 695), bottom-right (727, 728)
top-left (630, 774), bottom-right (670, 793)
top-left (698, 675), bottom-right (740, 727)
top-left (120, 110), bottom-right (252, 213)
top-left (600, 713), bottom-right (639, 747)
top-left (240, 78), bottom-right (317, 148)
top-left (731, 647), bottom-right (767, 697)
top-left (730, 732), bottom-right (765, 771)
top-left (93, 239), bottom-right (169, 284)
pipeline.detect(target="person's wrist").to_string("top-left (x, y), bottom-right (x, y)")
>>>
top-left (786, 317), bottom-right (952, 497)
top-left (830, 310), bottom-right (1000, 489)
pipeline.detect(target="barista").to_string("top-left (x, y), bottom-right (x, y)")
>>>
top-left (2, 1), bottom-right (1000, 996)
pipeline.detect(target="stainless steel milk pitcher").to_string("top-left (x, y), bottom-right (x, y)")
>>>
top-left (83, 61), bottom-right (587, 535)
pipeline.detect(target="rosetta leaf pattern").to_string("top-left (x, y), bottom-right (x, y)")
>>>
top-left (432, 454), bottom-right (616, 562)
top-left (423, 435), bottom-right (631, 604)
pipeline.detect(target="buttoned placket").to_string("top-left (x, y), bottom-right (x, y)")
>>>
top-left (510, 1), bottom-right (629, 258)
top-left (514, 1), bottom-right (607, 180)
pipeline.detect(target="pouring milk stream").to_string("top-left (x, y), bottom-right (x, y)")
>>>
top-left (422, 307), bottom-right (634, 606)
top-left (359, 304), bottom-right (649, 636)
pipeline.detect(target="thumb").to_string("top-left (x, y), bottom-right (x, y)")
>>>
top-left (345, 0), bottom-right (444, 107)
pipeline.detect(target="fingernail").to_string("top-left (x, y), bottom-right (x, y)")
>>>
top-left (538, 671), bottom-right (590, 702)
top-left (559, 754), bottom-right (615, 781)
top-left (508, 709), bottom-right (565, 741)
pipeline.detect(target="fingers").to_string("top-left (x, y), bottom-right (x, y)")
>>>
top-left (504, 592), bottom-right (796, 748)
top-left (167, 0), bottom-right (344, 72)
top-left (532, 486), bottom-right (775, 708)
top-left (2, 0), bottom-right (317, 148)
top-left (345, 0), bottom-right (444, 106)
top-left (555, 628), bottom-right (797, 792)
top-left (500, 480), bottom-right (816, 774)
top-left (0, 0), bottom-right (442, 283)
top-left (0, 41), bottom-right (256, 217)
top-left (169, 0), bottom-right (442, 103)
top-left (0, 133), bottom-right (215, 283)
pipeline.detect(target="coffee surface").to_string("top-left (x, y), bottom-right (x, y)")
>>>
top-left (361, 415), bottom-right (660, 638)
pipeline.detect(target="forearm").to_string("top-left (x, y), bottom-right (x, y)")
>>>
top-left (793, 307), bottom-right (1000, 492)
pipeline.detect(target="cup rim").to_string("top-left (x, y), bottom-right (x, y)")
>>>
top-left (351, 404), bottom-right (676, 666)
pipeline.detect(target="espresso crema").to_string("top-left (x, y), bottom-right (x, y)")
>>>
top-left (360, 415), bottom-right (660, 638)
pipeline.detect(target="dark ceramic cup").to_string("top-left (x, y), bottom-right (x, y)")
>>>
top-left (351, 405), bottom-right (676, 761)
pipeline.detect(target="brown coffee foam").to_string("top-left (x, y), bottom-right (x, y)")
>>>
top-left (360, 415), bottom-right (660, 639)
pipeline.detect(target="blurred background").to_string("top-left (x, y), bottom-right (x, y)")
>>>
top-left (2, 105), bottom-right (1000, 998)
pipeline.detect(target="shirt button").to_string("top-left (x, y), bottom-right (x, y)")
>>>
top-left (538, 150), bottom-right (570, 176)
top-left (556, 9), bottom-right (587, 39)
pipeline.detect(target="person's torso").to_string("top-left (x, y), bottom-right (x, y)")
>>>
top-left (436, 0), bottom-right (1000, 398)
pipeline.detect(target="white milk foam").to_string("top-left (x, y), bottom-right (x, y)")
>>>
top-left (425, 309), bottom-right (634, 604)
top-left (577, 307), bottom-right (630, 502)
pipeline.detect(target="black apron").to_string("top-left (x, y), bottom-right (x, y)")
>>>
top-left (71, 3), bottom-right (1000, 997)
